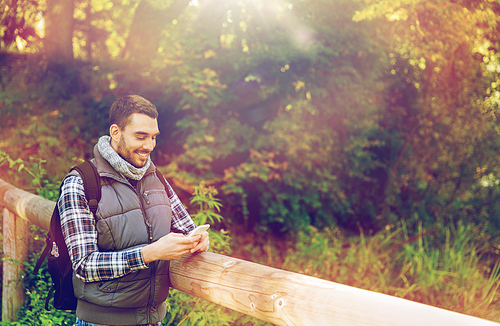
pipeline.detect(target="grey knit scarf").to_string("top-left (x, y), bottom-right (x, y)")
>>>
top-left (97, 135), bottom-right (151, 180)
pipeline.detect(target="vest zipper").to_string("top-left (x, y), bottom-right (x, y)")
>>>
top-left (142, 192), bottom-right (154, 243)
top-left (139, 184), bottom-right (156, 324)
top-left (117, 173), bottom-right (158, 323)
top-left (143, 191), bottom-right (151, 204)
top-left (147, 262), bottom-right (156, 324)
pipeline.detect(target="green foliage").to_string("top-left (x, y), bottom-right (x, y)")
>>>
top-left (190, 181), bottom-right (223, 225)
top-left (1, 259), bottom-right (76, 326)
top-left (156, 0), bottom-right (500, 237)
top-left (0, 57), bottom-right (113, 184)
top-left (4, 0), bottom-right (500, 238)
top-left (189, 181), bottom-right (232, 255)
top-left (349, 0), bottom-right (500, 233)
top-left (394, 221), bottom-right (500, 311)
top-left (0, 151), bottom-right (60, 200)
top-left (154, 0), bottom-right (400, 234)
top-left (0, 0), bottom-right (44, 53)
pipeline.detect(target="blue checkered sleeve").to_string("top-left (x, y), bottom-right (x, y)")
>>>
top-left (58, 176), bottom-right (147, 283)
top-left (161, 177), bottom-right (197, 235)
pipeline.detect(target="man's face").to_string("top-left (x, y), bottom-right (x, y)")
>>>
top-left (111, 113), bottom-right (160, 168)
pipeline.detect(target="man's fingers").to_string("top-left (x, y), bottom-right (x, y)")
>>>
top-left (167, 232), bottom-right (199, 244)
top-left (191, 232), bottom-right (210, 253)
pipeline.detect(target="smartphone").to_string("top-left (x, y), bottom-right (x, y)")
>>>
top-left (187, 224), bottom-right (210, 237)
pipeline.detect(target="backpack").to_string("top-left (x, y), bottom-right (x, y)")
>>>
top-left (34, 161), bottom-right (101, 311)
top-left (34, 161), bottom-right (170, 311)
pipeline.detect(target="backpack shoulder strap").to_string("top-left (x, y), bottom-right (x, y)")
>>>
top-left (34, 161), bottom-right (101, 276)
top-left (33, 205), bottom-right (60, 274)
top-left (71, 161), bottom-right (101, 215)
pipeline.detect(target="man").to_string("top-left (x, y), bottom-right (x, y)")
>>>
top-left (59, 95), bottom-right (209, 326)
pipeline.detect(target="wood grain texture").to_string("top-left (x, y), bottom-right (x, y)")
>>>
top-left (0, 178), bottom-right (54, 230)
top-left (171, 252), bottom-right (499, 326)
top-left (2, 208), bottom-right (28, 322)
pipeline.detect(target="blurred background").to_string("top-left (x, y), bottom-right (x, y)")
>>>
top-left (1, 0), bottom-right (500, 324)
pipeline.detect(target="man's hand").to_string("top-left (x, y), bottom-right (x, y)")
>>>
top-left (142, 233), bottom-right (201, 263)
top-left (190, 231), bottom-right (209, 253)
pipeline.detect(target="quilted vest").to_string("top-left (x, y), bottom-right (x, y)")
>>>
top-left (74, 145), bottom-right (172, 325)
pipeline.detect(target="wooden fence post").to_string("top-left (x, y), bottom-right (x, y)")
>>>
top-left (2, 207), bottom-right (29, 322)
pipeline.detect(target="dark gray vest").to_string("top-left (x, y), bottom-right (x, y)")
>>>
top-left (74, 146), bottom-right (172, 325)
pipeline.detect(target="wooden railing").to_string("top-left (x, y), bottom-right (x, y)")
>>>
top-left (1, 178), bottom-right (499, 325)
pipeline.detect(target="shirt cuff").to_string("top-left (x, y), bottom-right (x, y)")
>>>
top-left (126, 247), bottom-right (148, 270)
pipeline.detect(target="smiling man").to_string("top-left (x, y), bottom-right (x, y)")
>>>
top-left (58, 95), bottom-right (209, 326)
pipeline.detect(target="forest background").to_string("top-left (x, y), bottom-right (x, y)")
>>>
top-left (1, 0), bottom-right (500, 324)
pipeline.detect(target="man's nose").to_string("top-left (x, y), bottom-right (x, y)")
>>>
top-left (144, 138), bottom-right (155, 151)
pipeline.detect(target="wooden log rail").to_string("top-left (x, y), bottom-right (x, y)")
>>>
top-left (0, 177), bottom-right (499, 325)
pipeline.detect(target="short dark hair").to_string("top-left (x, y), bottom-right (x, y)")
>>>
top-left (109, 95), bottom-right (159, 130)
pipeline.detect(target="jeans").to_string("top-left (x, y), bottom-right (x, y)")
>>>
top-left (75, 317), bottom-right (162, 326)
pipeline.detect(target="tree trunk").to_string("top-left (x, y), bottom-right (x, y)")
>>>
top-left (123, 0), bottom-right (191, 64)
top-left (44, 0), bottom-right (75, 64)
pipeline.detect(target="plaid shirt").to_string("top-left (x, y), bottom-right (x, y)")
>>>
top-left (58, 174), bottom-right (196, 283)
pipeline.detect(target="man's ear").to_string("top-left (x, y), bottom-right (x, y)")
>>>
top-left (110, 124), bottom-right (120, 142)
